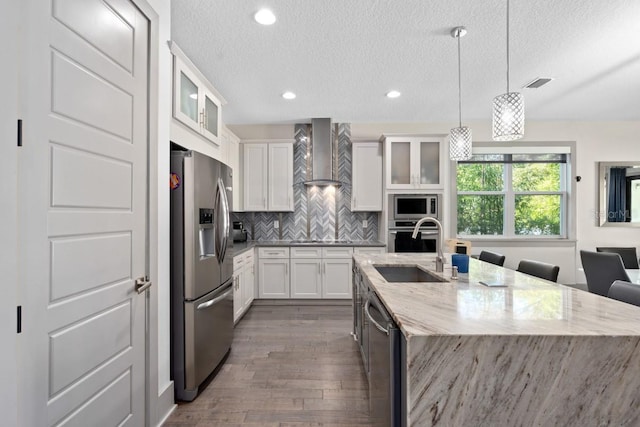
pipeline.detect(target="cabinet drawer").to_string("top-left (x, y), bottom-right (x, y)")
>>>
top-left (291, 247), bottom-right (323, 258)
top-left (258, 247), bottom-right (290, 258)
top-left (242, 250), bottom-right (254, 263)
top-left (322, 246), bottom-right (354, 258)
top-left (233, 256), bottom-right (245, 270)
top-left (354, 247), bottom-right (386, 255)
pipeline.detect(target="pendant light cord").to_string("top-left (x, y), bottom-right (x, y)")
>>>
top-left (457, 33), bottom-right (462, 128)
top-left (506, 0), bottom-right (510, 93)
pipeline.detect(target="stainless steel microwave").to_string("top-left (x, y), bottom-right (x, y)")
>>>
top-left (393, 194), bottom-right (439, 220)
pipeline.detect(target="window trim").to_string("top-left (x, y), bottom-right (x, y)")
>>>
top-left (450, 141), bottom-right (576, 242)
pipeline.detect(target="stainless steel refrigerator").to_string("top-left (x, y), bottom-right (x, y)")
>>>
top-left (170, 148), bottom-right (234, 401)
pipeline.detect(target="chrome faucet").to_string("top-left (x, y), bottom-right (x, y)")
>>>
top-left (412, 216), bottom-right (444, 273)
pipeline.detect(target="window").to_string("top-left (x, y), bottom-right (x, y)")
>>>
top-left (456, 152), bottom-right (568, 238)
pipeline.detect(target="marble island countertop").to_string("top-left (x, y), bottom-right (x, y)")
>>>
top-left (355, 253), bottom-right (640, 426)
top-left (355, 253), bottom-right (640, 338)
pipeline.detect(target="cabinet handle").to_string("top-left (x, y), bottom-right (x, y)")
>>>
top-left (263, 198), bottom-right (266, 208)
top-left (285, 264), bottom-right (288, 275)
top-left (199, 109), bottom-right (205, 128)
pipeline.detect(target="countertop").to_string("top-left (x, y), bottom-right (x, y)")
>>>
top-left (232, 239), bottom-right (385, 257)
top-left (354, 253), bottom-right (640, 338)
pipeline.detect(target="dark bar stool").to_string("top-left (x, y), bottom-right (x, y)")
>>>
top-left (478, 250), bottom-right (506, 267)
top-left (580, 250), bottom-right (631, 296)
top-left (608, 280), bottom-right (640, 307)
top-left (596, 247), bottom-right (639, 269)
top-left (516, 259), bottom-right (560, 282)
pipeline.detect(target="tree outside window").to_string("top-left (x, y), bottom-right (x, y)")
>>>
top-left (456, 153), bottom-right (567, 238)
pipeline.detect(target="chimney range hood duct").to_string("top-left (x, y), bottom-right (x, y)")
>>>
top-left (304, 118), bottom-right (342, 187)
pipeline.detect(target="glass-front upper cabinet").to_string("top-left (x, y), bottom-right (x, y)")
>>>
top-left (171, 42), bottom-right (225, 146)
top-left (384, 136), bottom-right (444, 189)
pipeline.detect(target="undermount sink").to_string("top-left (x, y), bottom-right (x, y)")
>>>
top-left (374, 265), bottom-right (448, 283)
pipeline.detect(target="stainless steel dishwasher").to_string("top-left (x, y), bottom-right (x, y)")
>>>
top-left (365, 291), bottom-right (402, 427)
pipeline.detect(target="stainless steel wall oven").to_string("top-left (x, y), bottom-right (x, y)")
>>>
top-left (388, 194), bottom-right (441, 253)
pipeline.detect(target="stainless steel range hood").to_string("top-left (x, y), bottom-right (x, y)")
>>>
top-left (304, 118), bottom-right (342, 187)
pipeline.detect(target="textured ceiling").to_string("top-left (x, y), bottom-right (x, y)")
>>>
top-left (171, 0), bottom-right (640, 125)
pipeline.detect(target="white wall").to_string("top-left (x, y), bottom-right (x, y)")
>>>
top-left (229, 123), bottom-right (295, 140)
top-left (0, 0), bottom-right (20, 425)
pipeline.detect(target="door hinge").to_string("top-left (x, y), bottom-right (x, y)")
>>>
top-left (17, 306), bottom-right (22, 333)
top-left (17, 119), bottom-right (22, 147)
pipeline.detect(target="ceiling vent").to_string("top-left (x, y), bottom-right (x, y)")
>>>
top-left (523, 77), bottom-right (554, 89)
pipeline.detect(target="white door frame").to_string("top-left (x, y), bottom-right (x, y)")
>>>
top-left (0, 0), bottom-right (21, 425)
top-left (134, 1), bottom-right (160, 425)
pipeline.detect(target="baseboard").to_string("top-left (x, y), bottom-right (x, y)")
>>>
top-left (252, 299), bottom-right (352, 306)
top-left (155, 381), bottom-right (176, 427)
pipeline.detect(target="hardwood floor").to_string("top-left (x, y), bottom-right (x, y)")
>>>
top-left (164, 305), bottom-right (373, 426)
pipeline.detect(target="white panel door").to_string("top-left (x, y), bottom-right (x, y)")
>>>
top-left (19, 0), bottom-right (149, 425)
top-left (268, 143), bottom-right (293, 211)
top-left (243, 143), bottom-right (268, 211)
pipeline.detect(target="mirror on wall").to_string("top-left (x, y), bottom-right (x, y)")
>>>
top-left (598, 162), bottom-right (640, 227)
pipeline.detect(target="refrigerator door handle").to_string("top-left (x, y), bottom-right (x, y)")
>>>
top-left (196, 286), bottom-right (233, 310)
top-left (216, 177), bottom-right (230, 264)
top-left (214, 178), bottom-right (227, 264)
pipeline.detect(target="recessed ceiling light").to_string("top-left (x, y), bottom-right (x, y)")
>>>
top-left (386, 90), bottom-right (401, 98)
top-left (254, 9), bottom-right (276, 25)
top-left (282, 91), bottom-right (296, 100)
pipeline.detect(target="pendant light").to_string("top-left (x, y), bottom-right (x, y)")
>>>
top-left (449, 26), bottom-right (472, 161)
top-left (492, 0), bottom-right (524, 141)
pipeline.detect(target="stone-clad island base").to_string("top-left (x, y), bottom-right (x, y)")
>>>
top-left (408, 335), bottom-right (640, 426)
top-left (354, 254), bottom-right (640, 426)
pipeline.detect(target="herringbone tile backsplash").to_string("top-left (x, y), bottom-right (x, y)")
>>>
top-left (233, 123), bottom-right (379, 241)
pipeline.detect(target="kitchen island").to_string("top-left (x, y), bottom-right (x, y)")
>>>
top-left (354, 253), bottom-right (640, 426)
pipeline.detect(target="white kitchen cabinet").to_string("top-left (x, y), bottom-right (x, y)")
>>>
top-left (321, 247), bottom-right (353, 299)
top-left (223, 127), bottom-right (243, 211)
top-left (243, 143), bottom-right (268, 211)
top-left (289, 246), bottom-right (353, 299)
top-left (233, 250), bottom-right (255, 323)
top-left (290, 247), bottom-right (322, 299)
top-left (233, 274), bottom-right (243, 322)
top-left (258, 247), bottom-right (290, 298)
top-left (383, 135), bottom-right (444, 190)
top-left (268, 143), bottom-right (294, 211)
top-left (243, 258), bottom-right (255, 308)
top-left (242, 141), bottom-right (293, 212)
top-left (322, 258), bottom-right (352, 298)
top-left (291, 259), bottom-right (322, 298)
top-left (170, 42), bottom-right (225, 146)
top-left (352, 142), bottom-right (383, 211)
top-left (354, 246), bottom-right (387, 256)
